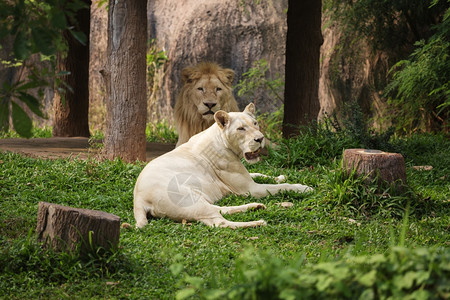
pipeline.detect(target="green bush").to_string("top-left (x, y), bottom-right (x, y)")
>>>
top-left (236, 59), bottom-right (284, 105)
top-left (0, 0), bottom-right (89, 137)
top-left (175, 246), bottom-right (450, 300)
top-left (0, 229), bottom-right (132, 284)
top-left (330, 100), bottom-right (396, 151)
top-left (145, 120), bottom-right (178, 143)
top-left (319, 163), bottom-right (438, 218)
top-left (264, 124), bottom-right (358, 169)
top-left (383, 3), bottom-right (449, 134)
top-left (385, 37), bottom-right (449, 133)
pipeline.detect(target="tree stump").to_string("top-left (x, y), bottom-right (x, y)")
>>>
top-left (36, 202), bottom-right (120, 254)
top-left (342, 149), bottom-right (407, 186)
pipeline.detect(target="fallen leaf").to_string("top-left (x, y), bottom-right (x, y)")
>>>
top-left (121, 222), bottom-right (132, 229)
top-left (181, 219), bottom-right (192, 226)
top-left (342, 217), bottom-right (361, 226)
top-left (275, 202), bottom-right (294, 208)
top-left (412, 165), bottom-right (433, 171)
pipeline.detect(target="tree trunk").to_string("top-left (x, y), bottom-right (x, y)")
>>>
top-left (103, 0), bottom-right (147, 162)
top-left (342, 149), bottom-right (407, 186)
top-left (36, 202), bottom-right (120, 255)
top-left (282, 0), bottom-right (323, 138)
top-left (53, 0), bottom-right (91, 137)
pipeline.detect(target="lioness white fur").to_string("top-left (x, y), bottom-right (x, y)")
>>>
top-left (134, 104), bottom-right (312, 228)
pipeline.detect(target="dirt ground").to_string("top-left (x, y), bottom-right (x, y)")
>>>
top-left (0, 137), bottom-right (175, 161)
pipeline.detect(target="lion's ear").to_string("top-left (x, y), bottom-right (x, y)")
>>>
top-left (221, 68), bottom-right (235, 87)
top-left (214, 110), bottom-right (230, 129)
top-left (181, 67), bottom-right (196, 83)
top-left (244, 103), bottom-right (256, 117)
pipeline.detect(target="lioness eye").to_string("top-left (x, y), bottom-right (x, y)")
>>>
top-left (237, 127), bottom-right (245, 131)
top-left (216, 87), bottom-right (222, 92)
top-left (254, 122), bottom-right (258, 126)
top-left (197, 87), bottom-right (204, 92)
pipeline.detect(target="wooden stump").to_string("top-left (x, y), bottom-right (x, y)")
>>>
top-left (342, 149), bottom-right (407, 186)
top-left (36, 202), bottom-right (120, 254)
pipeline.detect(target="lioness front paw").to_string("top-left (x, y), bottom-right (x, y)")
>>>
top-left (256, 219), bottom-right (267, 226)
top-left (248, 203), bottom-right (266, 211)
top-left (293, 184), bottom-right (313, 193)
top-left (275, 175), bottom-right (286, 183)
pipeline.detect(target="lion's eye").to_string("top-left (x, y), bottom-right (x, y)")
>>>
top-left (254, 122), bottom-right (258, 126)
top-left (216, 87), bottom-right (222, 92)
top-left (197, 87), bottom-right (204, 92)
top-left (237, 127), bottom-right (245, 131)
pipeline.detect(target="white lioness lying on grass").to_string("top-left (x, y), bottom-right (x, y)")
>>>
top-left (134, 104), bottom-right (312, 229)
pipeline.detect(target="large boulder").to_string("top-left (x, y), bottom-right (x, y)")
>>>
top-left (148, 0), bottom-right (288, 118)
top-left (319, 17), bottom-right (391, 129)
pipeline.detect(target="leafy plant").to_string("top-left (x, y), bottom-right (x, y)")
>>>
top-left (146, 39), bottom-right (170, 122)
top-left (0, 0), bottom-right (88, 137)
top-left (236, 59), bottom-right (284, 106)
top-left (324, 0), bottom-right (447, 53)
top-left (265, 122), bottom-right (358, 169)
top-left (256, 105), bottom-right (284, 141)
top-left (329, 100), bottom-right (396, 151)
top-left (320, 162), bottom-right (438, 218)
top-left (146, 120), bottom-right (178, 143)
top-left (384, 4), bottom-right (450, 134)
top-left (174, 246), bottom-right (450, 300)
top-left (0, 229), bottom-right (133, 284)
top-left (0, 125), bottom-right (52, 139)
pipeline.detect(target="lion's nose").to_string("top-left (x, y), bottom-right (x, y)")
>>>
top-left (203, 102), bottom-right (216, 109)
top-left (254, 137), bottom-right (264, 144)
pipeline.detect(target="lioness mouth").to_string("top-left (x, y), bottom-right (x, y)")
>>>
top-left (245, 149), bottom-right (261, 161)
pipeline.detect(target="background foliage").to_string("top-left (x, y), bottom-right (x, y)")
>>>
top-left (0, 0), bottom-right (87, 137)
top-left (325, 0), bottom-right (449, 134)
top-left (385, 3), bottom-right (449, 133)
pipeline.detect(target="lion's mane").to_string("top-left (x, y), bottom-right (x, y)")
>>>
top-left (174, 62), bottom-right (239, 146)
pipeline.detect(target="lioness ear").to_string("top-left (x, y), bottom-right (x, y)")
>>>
top-left (244, 103), bottom-right (256, 117)
top-left (214, 110), bottom-right (230, 129)
top-left (221, 68), bottom-right (235, 87)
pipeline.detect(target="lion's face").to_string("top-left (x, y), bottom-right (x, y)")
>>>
top-left (175, 62), bottom-right (240, 147)
top-left (192, 75), bottom-right (229, 121)
top-left (215, 103), bottom-right (265, 164)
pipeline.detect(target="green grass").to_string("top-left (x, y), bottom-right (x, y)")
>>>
top-left (0, 121), bottom-right (178, 143)
top-left (0, 131), bottom-right (448, 299)
top-left (0, 126), bottom-right (53, 139)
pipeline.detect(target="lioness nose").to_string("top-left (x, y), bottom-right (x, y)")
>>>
top-left (204, 102), bottom-right (216, 109)
top-left (254, 137), bottom-right (264, 144)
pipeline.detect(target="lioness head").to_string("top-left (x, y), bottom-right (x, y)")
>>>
top-left (174, 62), bottom-right (240, 147)
top-left (214, 103), bottom-right (265, 164)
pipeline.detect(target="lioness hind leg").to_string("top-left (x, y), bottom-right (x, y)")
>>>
top-left (201, 216), bottom-right (267, 229)
top-left (134, 204), bottom-right (149, 228)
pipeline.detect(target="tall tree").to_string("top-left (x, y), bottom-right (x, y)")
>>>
top-left (53, 0), bottom-right (91, 137)
top-left (282, 0), bottom-right (323, 138)
top-left (103, 0), bottom-right (147, 162)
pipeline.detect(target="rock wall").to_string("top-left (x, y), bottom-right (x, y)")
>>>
top-left (319, 16), bottom-right (391, 129)
top-left (148, 0), bottom-right (288, 121)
